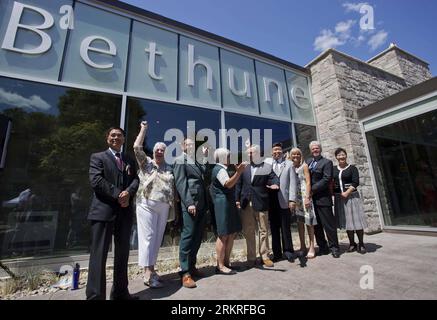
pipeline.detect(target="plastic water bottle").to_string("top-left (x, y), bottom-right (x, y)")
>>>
top-left (72, 263), bottom-right (80, 290)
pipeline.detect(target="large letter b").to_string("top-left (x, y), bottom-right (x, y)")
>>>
top-left (1, 2), bottom-right (54, 55)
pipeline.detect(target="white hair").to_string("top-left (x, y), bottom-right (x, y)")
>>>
top-left (153, 142), bottom-right (167, 153)
top-left (309, 140), bottom-right (322, 151)
top-left (214, 148), bottom-right (230, 164)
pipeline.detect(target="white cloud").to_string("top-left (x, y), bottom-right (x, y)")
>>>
top-left (342, 2), bottom-right (369, 12)
top-left (335, 20), bottom-right (356, 37)
top-left (368, 30), bottom-right (388, 51)
top-left (314, 3), bottom-right (388, 52)
top-left (0, 88), bottom-right (52, 111)
top-left (349, 35), bottom-right (365, 47)
top-left (313, 20), bottom-right (355, 52)
top-left (314, 29), bottom-right (345, 52)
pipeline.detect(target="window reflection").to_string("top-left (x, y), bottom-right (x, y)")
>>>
top-left (125, 98), bottom-right (221, 248)
top-left (366, 109), bottom-right (437, 228)
top-left (294, 123), bottom-right (317, 159)
top-left (125, 98), bottom-right (221, 159)
top-left (0, 77), bottom-right (122, 259)
top-left (224, 112), bottom-right (293, 162)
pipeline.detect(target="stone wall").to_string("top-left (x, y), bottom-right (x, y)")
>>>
top-left (368, 47), bottom-right (432, 87)
top-left (308, 49), bottom-right (410, 233)
top-left (368, 49), bottom-right (404, 79)
top-left (395, 50), bottom-right (432, 86)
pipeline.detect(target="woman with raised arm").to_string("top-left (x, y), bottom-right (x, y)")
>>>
top-left (134, 121), bottom-right (175, 288)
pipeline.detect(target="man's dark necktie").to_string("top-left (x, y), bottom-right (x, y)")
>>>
top-left (309, 159), bottom-right (317, 172)
top-left (274, 160), bottom-right (281, 176)
top-left (115, 152), bottom-right (123, 171)
top-left (195, 161), bottom-right (204, 179)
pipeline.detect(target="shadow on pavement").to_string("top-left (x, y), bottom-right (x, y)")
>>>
top-left (133, 266), bottom-right (217, 300)
top-left (339, 242), bottom-right (382, 254)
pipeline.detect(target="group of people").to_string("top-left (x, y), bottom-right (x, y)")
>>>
top-left (85, 123), bottom-right (368, 300)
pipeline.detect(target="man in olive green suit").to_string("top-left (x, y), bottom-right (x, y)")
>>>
top-left (173, 138), bottom-right (208, 288)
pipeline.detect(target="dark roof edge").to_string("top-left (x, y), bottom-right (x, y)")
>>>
top-left (358, 77), bottom-right (437, 120)
top-left (90, 0), bottom-right (309, 74)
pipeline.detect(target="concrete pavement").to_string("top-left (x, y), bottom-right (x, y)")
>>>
top-left (19, 232), bottom-right (437, 300)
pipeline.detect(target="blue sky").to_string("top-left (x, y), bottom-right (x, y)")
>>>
top-left (121, 0), bottom-right (436, 75)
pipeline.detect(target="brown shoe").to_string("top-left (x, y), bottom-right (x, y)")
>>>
top-left (182, 275), bottom-right (197, 288)
top-left (262, 258), bottom-right (274, 267)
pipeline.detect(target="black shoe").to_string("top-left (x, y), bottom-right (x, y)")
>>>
top-left (273, 255), bottom-right (283, 262)
top-left (317, 247), bottom-right (330, 256)
top-left (358, 244), bottom-right (367, 254)
top-left (331, 250), bottom-right (340, 258)
top-left (284, 251), bottom-right (295, 262)
top-left (111, 294), bottom-right (139, 300)
top-left (347, 244), bottom-right (358, 252)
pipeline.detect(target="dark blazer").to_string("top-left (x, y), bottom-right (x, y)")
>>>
top-left (173, 154), bottom-right (208, 212)
top-left (235, 162), bottom-right (279, 212)
top-left (333, 165), bottom-right (360, 193)
top-left (305, 156), bottom-right (333, 207)
top-left (88, 149), bottom-right (139, 221)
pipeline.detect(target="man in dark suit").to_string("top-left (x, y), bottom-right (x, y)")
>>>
top-left (86, 127), bottom-right (139, 300)
top-left (305, 141), bottom-right (340, 258)
top-left (235, 145), bottom-right (279, 268)
top-left (173, 138), bottom-right (208, 288)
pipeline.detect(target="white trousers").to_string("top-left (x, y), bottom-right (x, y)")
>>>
top-left (136, 199), bottom-right (169, 267)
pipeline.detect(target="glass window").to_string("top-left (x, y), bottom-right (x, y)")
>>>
top-left (125, 98), bottom-right (221, 159)
top-left (125, 98), bottom-right (221, 248)
top-left (178, 36), bottom-right (221, 108)
top-left (294, 123), bottom-right (317, 159)
top-left (0, 76), bottom-right (122, 259)
top-left (220, 49), bottom-right (259, 114)
top-left (127, 21), bottom-right (178, 101)
top-left (286, 71), bottom-right (315, 124)
top-left (61, 2), bottom-right (130, 91)
top-left (0, 0), bottom-right (71, 80)
top-left (225, 112), bottom-right (293, 162)
top-left (255, 61), bottom-right (290, 119)
top-left (366, 109), bottom-right (437, 228)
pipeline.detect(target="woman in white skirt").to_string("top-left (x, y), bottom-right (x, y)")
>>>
top-left (134, 121), bottom-right (175, 288)
top-left (333, 148), bottom-right (367, 253)
top-left (289, 148), bottom-right (317, 259)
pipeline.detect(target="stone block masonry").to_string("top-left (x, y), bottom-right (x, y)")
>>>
top-left (307, 45), bottom-right (432, 232)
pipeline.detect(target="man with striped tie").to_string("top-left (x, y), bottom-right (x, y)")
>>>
top-left (86, 127), bottom-right (139, 300)
top-left (305, 141), bottom-right (340, 258)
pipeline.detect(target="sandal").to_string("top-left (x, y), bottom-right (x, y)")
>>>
top-left (215, 267), bottom-right (237, 275)
top-left (306, 251), bottom-right (316, 259)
